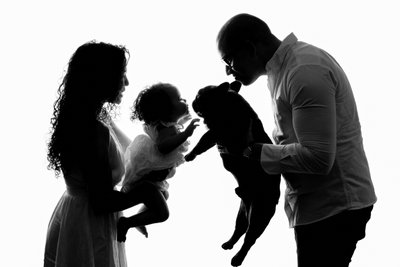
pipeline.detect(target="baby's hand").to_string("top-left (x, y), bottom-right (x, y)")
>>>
top-left (185, 118), bottom-right (200, 137)
top-left (178, 114), bottom-right (192, 125)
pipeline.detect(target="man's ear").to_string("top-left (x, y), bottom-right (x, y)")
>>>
top-left (244, 40), bottom-right (257, 58)
top-left (229, 81), bottom-right (242, 93)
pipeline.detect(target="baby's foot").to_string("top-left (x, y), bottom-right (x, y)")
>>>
top-left (117, 217), bottom-right (129, 242)
top-left (135, 225), bottom-right (148, 238)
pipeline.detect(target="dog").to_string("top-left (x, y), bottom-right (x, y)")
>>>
top-left (185, 81), bottom-right (281, 266)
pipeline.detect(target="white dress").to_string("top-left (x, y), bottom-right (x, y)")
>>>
top-left (122, 122), bottom-right (189, 192)
top-left (44, 125), bottom-right (127, 267)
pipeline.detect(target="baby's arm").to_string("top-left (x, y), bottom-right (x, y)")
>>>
top-left (184, 130), bottom-right (217, 161)
top-left (157, 118), bottom-right (200, 154)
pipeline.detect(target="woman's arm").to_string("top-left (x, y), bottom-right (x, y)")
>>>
top-left (109, 120), bottom-right (131, 151)
top-left (86, 123), bottom-right (145, 214)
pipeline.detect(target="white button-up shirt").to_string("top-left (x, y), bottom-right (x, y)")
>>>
top-left (261, 33), bottom-right (377, 227)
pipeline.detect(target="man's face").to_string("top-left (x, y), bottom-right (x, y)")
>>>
top-left (219, 42), bottom-right (260, 86)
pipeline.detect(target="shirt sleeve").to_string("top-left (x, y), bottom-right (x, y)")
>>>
top-left (261, 65), bottom-right (337, 175)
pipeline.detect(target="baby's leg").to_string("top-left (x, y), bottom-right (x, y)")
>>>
top-left (134, 205), bottom-right (149, 237)
top-left (222, 200), bottom-right (249, 250)
top-left (134, 189), bottom-right (169, 238)
top-left (117, 182), bottom-right (169, 242)
top-left (231, 197), bottom-right (276, 266)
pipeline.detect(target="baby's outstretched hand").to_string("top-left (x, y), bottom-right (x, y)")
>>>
top-left (185, 118), bottom-right (200, 137)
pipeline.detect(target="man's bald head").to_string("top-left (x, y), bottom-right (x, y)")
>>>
top-left (217, 13), bottom-right (272, 55)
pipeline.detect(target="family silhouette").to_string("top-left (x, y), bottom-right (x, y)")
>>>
top-left (44, 13), bottom-right (376, 267)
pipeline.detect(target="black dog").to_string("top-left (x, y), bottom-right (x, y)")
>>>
top-left (185, 81), bottom-right (281, 266)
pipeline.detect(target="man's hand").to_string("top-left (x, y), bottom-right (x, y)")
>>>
top-left (243, 143), bottom-right (263, 161)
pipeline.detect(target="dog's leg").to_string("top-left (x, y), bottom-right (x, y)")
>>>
top-left (231, 198), bottom-right (276, 266)
top-left (222, 200), bottom-right (248, 250)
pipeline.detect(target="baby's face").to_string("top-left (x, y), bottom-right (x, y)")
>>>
top-left (167, 88), bottom-right (189, 121)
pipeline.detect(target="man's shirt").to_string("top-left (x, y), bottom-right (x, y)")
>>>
top-left (261, 33), bottom-right (376, 227)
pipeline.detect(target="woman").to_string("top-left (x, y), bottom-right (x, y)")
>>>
top-left (44, 41), bottom-right (163, 267)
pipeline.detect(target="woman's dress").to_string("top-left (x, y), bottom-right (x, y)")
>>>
top-left (44, 125), bottom-right (127, 267)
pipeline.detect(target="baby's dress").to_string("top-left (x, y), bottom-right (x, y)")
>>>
top-left (122, 121), bottom-right (189, 192)
top-left (44, 124), bottom-right (127, 267)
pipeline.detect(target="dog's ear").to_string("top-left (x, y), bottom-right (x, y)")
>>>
top-left (229, 81), bottom-right (242, 93)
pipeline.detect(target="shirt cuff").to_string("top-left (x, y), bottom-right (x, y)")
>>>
top-left (260, 144), bottom-right (283, 175)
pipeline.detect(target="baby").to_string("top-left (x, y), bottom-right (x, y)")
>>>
top-left (117, 82), bottom-right (199, 242)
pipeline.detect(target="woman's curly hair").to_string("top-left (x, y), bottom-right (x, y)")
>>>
top-left (47, 41), bottom-right (129, 176)
top-left (130, 83), bottom-right (178, 125)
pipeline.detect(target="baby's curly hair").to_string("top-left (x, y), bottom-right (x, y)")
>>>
top-left (131, 82), bottom-right (178, 125)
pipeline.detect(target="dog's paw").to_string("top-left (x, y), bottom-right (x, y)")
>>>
top-left (222, 241), bottom-right (234, 250)
top-left (231, 249), bottom-right (248, 266)
top-left (184, 152), bottom-right (196, 162)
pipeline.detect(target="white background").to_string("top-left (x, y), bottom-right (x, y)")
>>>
top-left (1, 0), bottom-right (399, 266)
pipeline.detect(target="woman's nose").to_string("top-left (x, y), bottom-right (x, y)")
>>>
top-left (124, 75), bottom-right (129, 86)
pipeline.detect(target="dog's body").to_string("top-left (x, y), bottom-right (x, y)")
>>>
top-left (185, 82), bottom-right (280, 266)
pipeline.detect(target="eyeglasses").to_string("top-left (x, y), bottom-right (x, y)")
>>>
top-left (222, 53), bottom-right (232, 65)
top-left (221, 45), bottom-right (242, 74)
top-left (222, 54), bottom-right (235, 75)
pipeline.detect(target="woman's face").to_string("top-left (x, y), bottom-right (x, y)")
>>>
top-left (112, 73), bottom-right (129, 104)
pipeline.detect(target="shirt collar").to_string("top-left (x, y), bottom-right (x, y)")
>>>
top-left (265, 33), bottom-right (298, 74)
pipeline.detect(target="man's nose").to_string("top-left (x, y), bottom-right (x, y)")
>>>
top-left (124, 76), bottom-right (129, 86)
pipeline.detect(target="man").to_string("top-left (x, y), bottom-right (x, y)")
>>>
top-left (216, 13), bottom-right (376, 267)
